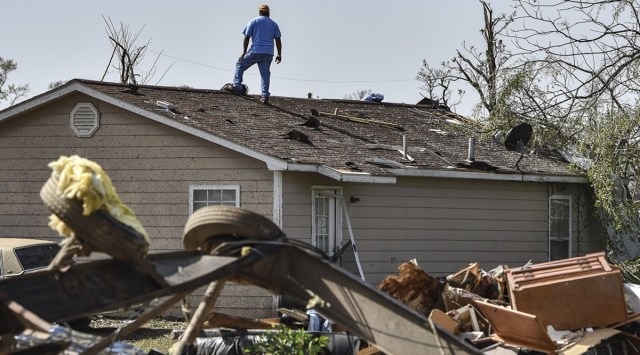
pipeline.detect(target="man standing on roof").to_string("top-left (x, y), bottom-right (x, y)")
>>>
top-left (228, 4), bottom-right (282, 105)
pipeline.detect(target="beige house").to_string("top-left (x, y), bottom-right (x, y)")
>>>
top-left (0, 79), bottom-right (605, 317)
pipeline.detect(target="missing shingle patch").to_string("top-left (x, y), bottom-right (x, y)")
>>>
top-left (300, 116), bottom-right (320, 128)
top-left (282, 129), bottom-right (312, 145)
top-left (429, 129), bottom-right (449, 135)
top-left (155, 100), bottom-right (181, 115)
top-left (345, 161), bottom-right (361, 171)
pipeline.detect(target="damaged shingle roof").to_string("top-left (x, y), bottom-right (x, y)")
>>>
top-left (2, 79), bottom-right (583, 183)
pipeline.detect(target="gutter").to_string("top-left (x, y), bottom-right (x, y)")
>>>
top-left (388, 168), bottom-right (588, 184)
top-left (285, 163), bottom-right (397, 184)
top-left (283, 162), bottom-right (586, 184)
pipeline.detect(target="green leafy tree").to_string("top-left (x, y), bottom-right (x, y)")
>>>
top-left (511, 0), bottom-right (640, 260)
top-left (415, 1), bottom-right (558, 148)
top-left (244, 326), bottom-right (328, 355)
top-left (0, 57), bottom-right (29, 106)
top-left (418, 0), bottom-right (640, 265)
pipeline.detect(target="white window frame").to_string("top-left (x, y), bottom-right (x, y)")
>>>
top-left (549, 195), bottom-right (572, 261)
top-left (311, 186), bottom-right (343, 256)
top-left (189, 185), bottom-right (240, 214)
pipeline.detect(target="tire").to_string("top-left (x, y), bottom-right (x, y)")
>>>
top-left (182, 206), bottom-right (284, 252)
top-left (40, 174), bottom-right (148, 261)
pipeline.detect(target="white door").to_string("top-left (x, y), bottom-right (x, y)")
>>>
top-left (312, 187), bottom-right (343, 256)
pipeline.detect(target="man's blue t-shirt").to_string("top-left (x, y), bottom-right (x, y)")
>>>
top-left (243, 16), bottom-right (281, 55)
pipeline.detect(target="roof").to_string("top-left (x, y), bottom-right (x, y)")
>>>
top-left (0, 79), bottom-right (585, 184)
top-left (0, 238), bottom-right (57, 248)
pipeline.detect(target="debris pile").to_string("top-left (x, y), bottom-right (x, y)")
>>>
top-left (378, 252), bottom-right (640, 354)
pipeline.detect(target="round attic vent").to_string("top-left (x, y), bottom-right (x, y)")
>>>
top-left (70, 102), bottom-right (100, 137)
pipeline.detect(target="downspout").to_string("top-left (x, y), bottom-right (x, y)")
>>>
top-left (272, 170), bottom-right (283, 314)
top-left (273, 170), bottom-right (283, 228)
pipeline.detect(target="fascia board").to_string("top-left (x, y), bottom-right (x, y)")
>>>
top-left (389, 168), bottom-right (588, 183)
top-left (288, 163), bottom-right (396, 184)
top-left (0, 84), bottom-right (80, 122)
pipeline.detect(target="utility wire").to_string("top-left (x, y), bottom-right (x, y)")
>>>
top-left (147, 49), bottom-right (416, 84)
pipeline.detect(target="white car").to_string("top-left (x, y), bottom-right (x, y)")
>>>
top-left (0, 238), bottom-right (61, 279)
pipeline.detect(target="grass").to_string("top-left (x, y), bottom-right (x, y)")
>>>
top-left (85, 316), bottom-right (187, 354)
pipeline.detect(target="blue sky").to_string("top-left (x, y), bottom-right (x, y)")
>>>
top-left (2, 1), bottom-right (513, 114)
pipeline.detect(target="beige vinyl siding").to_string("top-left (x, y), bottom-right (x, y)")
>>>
top-left (0, 93), bottom-right (276, 317)
top-left (282, 172), bottom-right (605, 286)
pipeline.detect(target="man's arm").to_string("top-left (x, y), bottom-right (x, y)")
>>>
top-left (239, 36), bottom-right (250, 62)
top-left (275, 37), bottom-right (282, 64)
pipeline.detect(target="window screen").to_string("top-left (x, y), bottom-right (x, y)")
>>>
top-left (549, 196), bottom-right (571, 261)
top-left (190, 185), bottom-right (240, 213)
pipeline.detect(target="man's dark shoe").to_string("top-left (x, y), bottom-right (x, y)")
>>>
top-left (221, 83), bottom-right (248, 95)
top-left (260, 96), bottom-right (269, 105)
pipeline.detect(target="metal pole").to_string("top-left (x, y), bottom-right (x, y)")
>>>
top-left (343, 203), bottom-right (365, 282)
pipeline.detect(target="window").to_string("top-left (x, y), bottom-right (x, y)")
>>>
top-left (14, 244), bottom-right (61, 271)
top-left (549, 195), bottom-right (571, 261)
top-left (190, 185), bottom-right (240, 213)
top-left (312, 187), bottom-right (343, 255)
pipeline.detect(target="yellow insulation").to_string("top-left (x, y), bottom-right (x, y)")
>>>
top-left (47, 155), bottom-right (150, 250)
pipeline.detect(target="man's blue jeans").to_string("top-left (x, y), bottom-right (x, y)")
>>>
top-left (233, 52), bottom-right (274, 98)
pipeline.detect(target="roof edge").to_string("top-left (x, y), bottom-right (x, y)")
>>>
top-left (287, 163), bottom-right (397, 184)
top-left (0, 81), bottom-right (84, 122)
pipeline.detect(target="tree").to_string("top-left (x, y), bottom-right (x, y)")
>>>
top-left (343, 89), bottom-right (372, 100)
top-left (511, 0), bottom-right (640, 119)
top-left (416, 1), bottom-right (517, 122)
top-left (48, 80), bottom-right (67, 90)
top-left (416, 62), bottom-right (464, 110)
top-left (418, 0), bottom-right (640, 263)
top-left (0, 57), bottom-right (29, 106)
top-left (510, 0), bottom-right (640, 259)
top-left (101, 16), bottom-right (174, 85)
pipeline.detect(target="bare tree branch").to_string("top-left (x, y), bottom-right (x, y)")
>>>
top-left (101, 15), bottom-right (168, 85)
top-left (0, 57), bottom-right (29, 106)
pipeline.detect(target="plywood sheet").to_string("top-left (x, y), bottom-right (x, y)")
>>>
top-left (473, 301), bottom-right (555, 354)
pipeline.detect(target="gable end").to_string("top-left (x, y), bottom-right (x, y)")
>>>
top-left (70, 102), bottom-right (100, 137)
